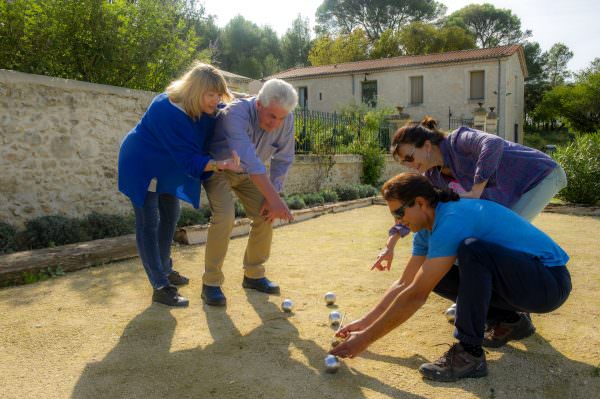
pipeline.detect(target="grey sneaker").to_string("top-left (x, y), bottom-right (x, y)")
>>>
top-left (419, 343), bottom-right (488, 382)
top-left (167, 270), bottom-right (189, 286)
top-left (483, 313), bottom-right (535, 348)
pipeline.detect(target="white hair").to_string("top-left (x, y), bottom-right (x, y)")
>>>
top-left (257, 79), bottom-right (298, 111)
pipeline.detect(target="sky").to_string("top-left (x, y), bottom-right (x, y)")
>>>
top-left (202, 0), bottom-right (600, 72)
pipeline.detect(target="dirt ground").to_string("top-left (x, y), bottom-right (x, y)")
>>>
top-left (1, 206), bottom-right (599, 399)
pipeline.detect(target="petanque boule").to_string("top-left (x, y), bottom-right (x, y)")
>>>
top-left (324, 292), bottom-right (336, 306)
top-left (281, 299), bottom-right (294, 312)
top-left (444, 303), bottom-right (456, 322)
top-left (324, 354), bottom-right (341, 373)
top-left (329, 310), bottom-right (342, 326)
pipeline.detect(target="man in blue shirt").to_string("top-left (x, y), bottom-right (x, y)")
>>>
top-left (330, 173), bottom-right (571, 382)
top-left (201, 79), bottom-right (298, 306)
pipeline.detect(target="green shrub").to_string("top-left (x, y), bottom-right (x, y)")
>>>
top-left (554, 132), bottom-right (600, 205)
top-left (177, 207), bottom-right (209, 227)
top-left (302, 192), bottom-right (325, 207)
top-left (234, 200), bottom-right (246, 218)
top-left (83, 212), bottom-right (134, 240)
top-left (320, 189), bottom-right (339, 203)
top-left (23, 215), bottom-right (90, 249)
top-left (285, 195), bottom-right (306, 210)
top-left (358, 145), bottom-right (386, 186)
top-left (334, 184), bottom-right (360, 201)
top-left (0, 222), bottom-right (17, 254)
top-left (357, 184), bottom-right (378, 198)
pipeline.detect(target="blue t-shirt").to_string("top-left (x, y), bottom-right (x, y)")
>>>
top-left (412, 199), bottom-right (569, 267)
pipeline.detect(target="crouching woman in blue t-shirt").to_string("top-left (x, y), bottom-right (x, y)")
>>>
top-left (118, 63), bottom-right (242, 307)
top-left (330, 172), bottom-right (571, 382)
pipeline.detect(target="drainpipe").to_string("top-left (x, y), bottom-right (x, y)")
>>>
top-left (497, 58), bottom-right (502, 138)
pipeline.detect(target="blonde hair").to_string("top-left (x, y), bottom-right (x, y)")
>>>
top-left (166, 62), bottom-right (232, 119)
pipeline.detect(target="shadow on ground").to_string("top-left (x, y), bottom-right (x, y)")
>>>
top-left (71, 290), bottom-right (425, 399)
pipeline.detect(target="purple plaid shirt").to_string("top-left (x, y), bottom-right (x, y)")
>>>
top-left (389, 126), bottom-right (558, 237)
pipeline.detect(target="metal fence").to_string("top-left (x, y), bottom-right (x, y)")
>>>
top-left (293, 108), bottom-right (390, 154)
top-left (449, 117), bottom-right (474, 130)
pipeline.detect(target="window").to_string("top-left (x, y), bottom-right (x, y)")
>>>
top-left (470, 70), bottom-right (485, 99)
top-left (410, 76), bottom-right (423, 104)
top-left (361, 80), bottom-right (377, 107)
top-left (297, 87), bottom-right (308, 108)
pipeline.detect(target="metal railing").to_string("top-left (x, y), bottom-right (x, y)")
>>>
top-left (293, 108), bottom-right (390, 154)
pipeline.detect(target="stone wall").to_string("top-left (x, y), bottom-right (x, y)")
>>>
top-left (0, 70), bottom-right (406, 227)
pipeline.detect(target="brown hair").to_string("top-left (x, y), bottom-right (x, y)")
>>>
top-left (381, 172), bottom-right (459, 207)
top-left (390, 116), bottom-right (447, 161)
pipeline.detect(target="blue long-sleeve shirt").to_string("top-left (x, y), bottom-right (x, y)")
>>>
top-left (118, 93), bottom-right (215, 208)
top-left (208, 97), bottom-right (295, 192)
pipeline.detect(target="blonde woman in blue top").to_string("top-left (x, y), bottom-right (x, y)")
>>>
top-left (118, 62), bottom-right (242, 307)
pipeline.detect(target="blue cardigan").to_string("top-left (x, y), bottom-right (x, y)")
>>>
top-left (118, 93), bottom-right (214, 208)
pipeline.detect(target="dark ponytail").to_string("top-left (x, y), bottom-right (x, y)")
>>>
top-left (390, 116), bottom-right (447, 160)
top-left (382, 173), bottom-right (459, 207)
top-left (434, 187), bottom-right (460, 203)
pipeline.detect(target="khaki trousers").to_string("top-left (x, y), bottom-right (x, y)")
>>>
top-left (201, 171), bottom-right (272, 286)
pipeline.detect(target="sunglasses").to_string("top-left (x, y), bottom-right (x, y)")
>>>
top-left (390, 201), bottom-right (414, 219)
top-left (391, 144), bottom-right (416, 164)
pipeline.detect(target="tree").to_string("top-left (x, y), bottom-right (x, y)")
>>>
top-left (281, 15), bottom-right (312, 69)
top-left (544, 43), bottom-right (573, 87)
top-left (216, 16), bottom-right (282, 78)
top-left (315, 0), bottom-right (445, 42)
top-left (445, 3), bottom-right (531, 48)
top-left (396, 22), bottom-right (475, 55)
top-left (308, 30), bottom-right (369, 66)
top-left (535, 68), bottom-right (600, 133)
top-left (576, 57), bottom-right (600, 80)
top-left (0, 0), bottom-right (213, 92)
top-left (523, 41), bottom-right (550, 126)
top-left (370, 29), bottom-right (403, 59)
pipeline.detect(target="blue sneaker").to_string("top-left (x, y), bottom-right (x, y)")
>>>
top-left (242, 276), bottom-right (280, 294)
top-left (201, 285), bottom-right (227, 306)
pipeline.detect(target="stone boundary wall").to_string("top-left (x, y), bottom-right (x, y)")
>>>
top-left (0, 70), bottom-right (406, 227)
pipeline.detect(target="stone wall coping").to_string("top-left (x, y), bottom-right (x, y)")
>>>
top-left (0, 68), bottom-right (155, 98)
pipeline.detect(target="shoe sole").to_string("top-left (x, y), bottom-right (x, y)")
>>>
top-left (419, 366), bottom-right (488, 382)
top-left (201, 294), bottom-right (226, 307)
top-left (152, 299), bottom-right (189, 307)
top-left (242, 282), bottom-right (280, 294)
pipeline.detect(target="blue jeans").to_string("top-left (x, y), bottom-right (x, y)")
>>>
top-left (132, 192), bottom-right (181, 289)
top-left (433, 238), bottom-right (571, 346)
top-left (511, 165), bottom-right (568, 221)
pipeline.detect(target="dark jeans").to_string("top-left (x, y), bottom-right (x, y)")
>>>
top-left (433, 238), bottom-right (572, 346)
top-left (132, 192), bottom-right (181, 289)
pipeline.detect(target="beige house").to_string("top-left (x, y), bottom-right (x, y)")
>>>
top-left (219, 69), bottom-right (254, 94)
top-left (268, 45), bottom-right (528, 143)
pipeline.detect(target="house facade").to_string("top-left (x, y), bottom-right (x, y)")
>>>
top-left (268, 45), bottom-right (527, 143)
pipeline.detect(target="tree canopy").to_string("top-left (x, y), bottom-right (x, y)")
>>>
top-left (308, 29), bottom-right (369, 66)
top-left (216, 15), bottom-right (282, 79)
top-left (315, 0), bottom-right (445, 41)
top-left (445, 3), bottom-right (530, 48)
top-left (281, 15), bottom-right (312, 69)
top-left (0, 0), bottom-right (215, 92)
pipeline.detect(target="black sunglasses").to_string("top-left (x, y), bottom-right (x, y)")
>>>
top-left (391, 144), bottom-right (416, 164)
top-left (390, 201), bottom-right (414, 219)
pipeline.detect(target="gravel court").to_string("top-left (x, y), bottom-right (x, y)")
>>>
top-left (0, 206), bottom-right (599, 399)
